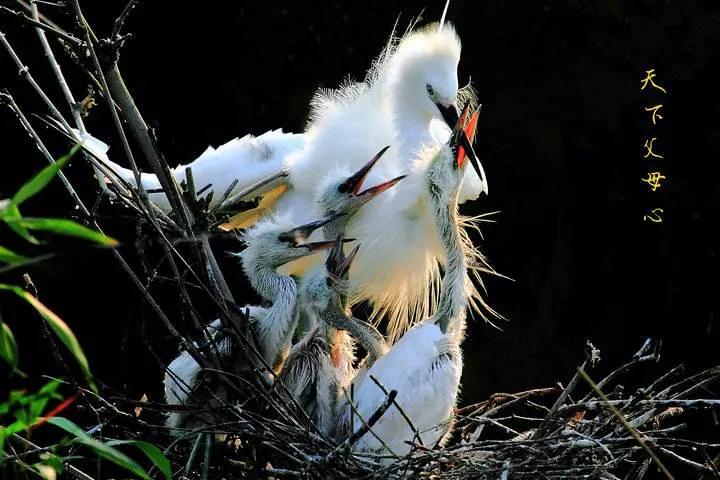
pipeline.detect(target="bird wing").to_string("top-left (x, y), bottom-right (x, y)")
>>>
top-left (88, 129), bottom-right (305, 213)
top-left (219, 182), bottom-right (289, 231)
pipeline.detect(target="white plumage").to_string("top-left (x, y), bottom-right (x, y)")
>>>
top-left (96, 22), bottom-right (492, 342)
top-left (341, 112), bottom-right (478, 457)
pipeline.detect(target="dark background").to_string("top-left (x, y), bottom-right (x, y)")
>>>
top-left (1, 0), bottom-right (719, 407)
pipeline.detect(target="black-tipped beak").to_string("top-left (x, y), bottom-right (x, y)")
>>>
top-left (461, 134), bottom-right (487, 193)
top-left (338, 146), bottom-right (390, 195)
top-left (277, 212), bottom-right (346, 244)
top-left (437, 102), bottom-right (459, 128)
top-left (450, 106), bottom-right (488, 194)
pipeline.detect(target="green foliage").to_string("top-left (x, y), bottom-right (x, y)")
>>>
top-left (0, 284), bottom-right (95, 391)
top-left (0, 144), bottom-right (120, 392)
top-left (0, 246), bottom-right (26, 265)
top-left (0, 320), bottom-right (18, 371)
top-left (0, 148), bottom-right (168, 480)
top-left (49, 417), bottom-right (171, 480)
top-left (0, 143), bottom-right (117, 249)
top-left (0, 380), bottom-right (63, 455)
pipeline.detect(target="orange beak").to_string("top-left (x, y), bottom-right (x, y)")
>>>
top-left (456, 109), bottom-right (479, 169)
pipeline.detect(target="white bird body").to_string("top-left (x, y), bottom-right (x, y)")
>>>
top-left (347, 321), bottom-right (462, 454)
top-left (341, 112), bottom-right (479, 457)
top-left (102, 129), bottom-right (304, 212)
top-left (96, 23), bottom-right (491, 342)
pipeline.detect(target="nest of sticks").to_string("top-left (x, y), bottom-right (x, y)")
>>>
top-left (1, 3), bottom-right (719, 478)
top-left (94, 338), bottom-right (718, 479)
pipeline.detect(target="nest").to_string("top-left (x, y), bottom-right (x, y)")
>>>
top-left (96, 338), bottom-right (719, 479)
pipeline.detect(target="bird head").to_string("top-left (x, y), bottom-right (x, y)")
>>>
top-left (319, 146), bottom-right (406, 220)
top-left (385, 23), bottom-right (462, 128)
top-left (239, 214), bottom-right (353, 269)
top-left (427, 106), bottom-right (482, 196)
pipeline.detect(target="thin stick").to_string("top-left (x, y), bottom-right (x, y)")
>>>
top-left (1, 92), bottom-right (88, 216)
top-left (30, 1), bottom-right (85, 132)
top-left (578, 367), bottom-right (675, 480)
top-left (111, 0), bottom-right (139, 39)
top-left (0, 30), bottom-right (75, 135)
top-left (338, 388), bottom-right (399, 457)
top-left (369, 374), bottom-right (425, 447)
top-left (0, 5), bottom-right (82, 45)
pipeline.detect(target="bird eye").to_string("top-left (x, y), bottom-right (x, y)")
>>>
top-left (426, 84), bottom-right (435, 98)
top-left (277, 232), bottom-right (296, 245)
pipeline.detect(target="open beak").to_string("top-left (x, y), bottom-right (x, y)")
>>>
top-left (357, 174), bottom-right (406, 200)
top-left (326, 237), bottom-right (360, 279)
top-left (456, 109), bottom-right (479, 169)
top-left (338, 244), bottom-right (360, 277)
top-left (452, 106), bottom-right (488, 195)
top-left (277, 212), bottom-right (345, 244)
top-left (302, 238), bottom-right (354, 252)
top-left (338, 146), bottom-right (390, 195)
top-left (437, 102), bottom-right (459, 128)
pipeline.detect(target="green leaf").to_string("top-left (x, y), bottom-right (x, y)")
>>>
top-left (1, 203), bottom-right (39, 245)
top-left (0, 246), bottom-right (27, 265)
top-left (10, 144), bottom-right (80, 209)
top-left (106, 440), bottom-right (172, 480)
top-left (7, 218), bottom-right (118, 248)
top-left (48, 417), bottom-right (152, 480)
top-left (0, 284), bottom-right (95, 392)
top-left (0, 320), bottom-right (18, 369)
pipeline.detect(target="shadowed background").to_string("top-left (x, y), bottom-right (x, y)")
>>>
top-left (1, 1), bottom-right (719, 406)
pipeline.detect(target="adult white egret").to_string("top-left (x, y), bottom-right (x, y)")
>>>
top-left (98, 21), bottom-right (492, 341)
top-left (163, 214), bottom-right (340, 430)
top-left (340, 110), bottom-right (480, 457)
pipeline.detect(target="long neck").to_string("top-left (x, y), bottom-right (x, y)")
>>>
top-left (248, 262), bottom-right (299, 366)
top-left (431, 191), bottom-right (467, 333)
top-left (386, 85), bottom-right (433, 162)
top-left (248, 261), bottom-right (295, 302)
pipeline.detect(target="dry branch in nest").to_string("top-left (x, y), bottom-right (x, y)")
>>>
top-left (87, 339), bottom-right (720, 479)
top-left (1, 3), bottom-right (719, 479)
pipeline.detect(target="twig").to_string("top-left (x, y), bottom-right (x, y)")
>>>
top-left (111, 0), bottom-right (139, 39)
top-left (0, 5), bottom-right (83, 45)
top-left (369, 374), bottom-right (425, 447)
top-left (578, 367), bottom-right (675, 480)
top-left (30, 1), bottom-right (86, 132)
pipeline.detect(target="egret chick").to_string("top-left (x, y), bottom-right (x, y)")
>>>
top-left (342, 110), bottom-right (481, 456)
top-left (164, 215), bottom-right (340, 431)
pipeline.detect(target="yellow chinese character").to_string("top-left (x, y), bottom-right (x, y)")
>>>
top-left (643, 137), bottom-right (663, 159)
top-left (644, 105), bottom-right (664, 125)
top-left (641, 171), bottom-right (666, 192)
top-left (640, 69), bottom-right (667, 94)
top-left (643, 208), bottom-right (664, 223)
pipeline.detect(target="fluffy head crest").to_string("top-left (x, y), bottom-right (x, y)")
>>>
top-left (390, 23), bottom-right (461, 69)
top-left (241, 213), bottom-right (297, 244)
top-left (369, 22), bottom-right (461, 87)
